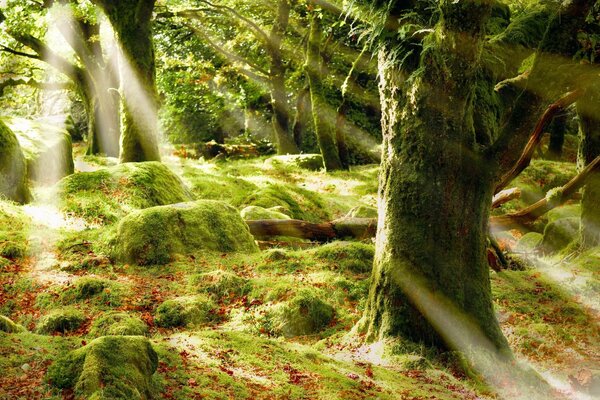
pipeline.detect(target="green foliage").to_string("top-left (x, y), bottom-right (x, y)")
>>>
top-left (154, 295), bottom-right (217, 328)
top-left (111, 200), bottom-right (258, 266)
top-left (36, 308), bottom-right (85, 335)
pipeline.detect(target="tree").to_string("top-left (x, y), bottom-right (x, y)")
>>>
top-left (358, 0), bottom-right (595, 354)
top-left (93, 0), bottom-right (161, 162)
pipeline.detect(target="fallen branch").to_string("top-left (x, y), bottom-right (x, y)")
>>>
top-left (494, 90), bottom-right (582, 194)
top-left (491, 155), bottom-right (600, 231)
top-left (491, 187), bottom-right (521, 209)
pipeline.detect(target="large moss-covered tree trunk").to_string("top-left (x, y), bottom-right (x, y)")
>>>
top-left (361, 0), bottom-right (507, 350)
top-left (268, 0), bottom-right (298, 155)
top-left (0, 120), bottom-right (31, 204)
top-left (578, 84), bottom-right (600, 248)
top-left (94, 0), bottom-right (161, 162)
top-left (306, 13), bottom-right (345, 171)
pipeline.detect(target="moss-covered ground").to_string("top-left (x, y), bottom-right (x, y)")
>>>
top-left (0, 153), bottom-right (597, 399)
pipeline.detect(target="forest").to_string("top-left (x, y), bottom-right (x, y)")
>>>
top-left (0, 0), bottom-right (598, 399)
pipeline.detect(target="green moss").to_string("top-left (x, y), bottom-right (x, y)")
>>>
top-left (0, 120), bottom-right (30, 203)
top-left (4, 116), bottom-right (74, 184)
top-left (243, 184), bottom-right (330, 222)
top-left (540, 217), bottom-right (579, 254)
top-left (345, 205), bottom-right (378, 218)
top-left (154, 295), bottom-right (217, 328)
top-left (267, 289), bottom-right (335, 337)
top-left (36, 308), bottom-right (85, 334)
top-left (47, 336), bottom-right (158, 399)
top-left (266, 154), bottom-right (324, 171)
top-left (0, 201), bottom-right (30, 259)
top-left (59, 277), bottom-right (123, 307)
top-left (112, 200), bottom-right (258, 266)
top-left (182, 167), bottom-right (257, 206)
top-left (0, 315), bottom-right (24, 333)
top-left (57, 162), bottom-right (194, 225)
top-left (88, 312), bottom-right (149, 337)
top-left (190, 270), bottom-right (250, 301)
top-left (311, 241), bottom-right (375, 274)
top-left (547, 204), bottom-right (581, 223)
top-left (514, 232), bottom-right (543, 253)
top-left (240, 205), bottom-right (291, 220)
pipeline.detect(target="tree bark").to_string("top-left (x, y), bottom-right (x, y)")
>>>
top-left (360, 0), bottom-right (507, 351)
top-left (95, 0), bottom-right (161, 162)
top-left (546, 112), bottom-right (568, 160)
top-left (306, 12), bottom-right (344, 171)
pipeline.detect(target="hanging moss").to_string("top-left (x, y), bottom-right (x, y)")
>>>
top-left (46, 335), bottom-right (158, 399)
top-left (111, 200), bottom-right (258, 266)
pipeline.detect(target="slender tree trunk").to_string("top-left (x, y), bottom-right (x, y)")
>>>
top-left (96, 0), bottom-right (161, 162)
top-left (578, 84), bottom-right (600, 248)
top-left (360, 0), bottom-right (507, 351)
top-left (268, 0), bottom-right (298, 155)
top-left (292, 84), bottom-right (311, 150)
top-left (306, 12), bottom-right (344, 171)
top-left (546, 112), bottom-right (567, 160)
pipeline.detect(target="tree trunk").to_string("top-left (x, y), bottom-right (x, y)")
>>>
top-left (578, 84), bottom-right (600, 248)
top-left (360, 0), bottom-right (507, 351)
top-left (268, 0), bottom-right (298, 155)
top-left (292, 84), bottom-right (311, 150)
top-left (306, 12), bottom-right (344, 171)
top-left (96, 0), bottom-right (161, 162)
top-left (546, 112), bottom-right (567, 160)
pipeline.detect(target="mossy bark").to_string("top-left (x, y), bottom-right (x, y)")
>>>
top-left (268, 0), bottom-right (298, 155)
top-left (578, 85), bottom-right (600, 248)
top-left (0, 120), bottom-right (31, 204)
top-left (306, 13), bottom-right (345, 171)
top-left (95, 0), bottom-right (161, 163)
top-left (546, 112), bottom-right (567, 160)
top-left (361, 0), bottom-right (507, 351)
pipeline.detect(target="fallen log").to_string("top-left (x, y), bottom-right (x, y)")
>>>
top-left (245, 217), bottom-right (377, 242)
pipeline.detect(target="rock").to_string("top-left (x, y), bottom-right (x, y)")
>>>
top-left (36, 308), bottom-right (85, 335)
top-left (240, 205), bottom-right (291, 221)
top-left (547, 204), bottom-right (581, 223)
top-left (312, 241), bottom-right (375, 273)
top-left (514, 232), bottom-right (543, 253)
top-left (540, 217), bottom-right (580, 254)
top-left (0, 315), bottom-right (24, 333)
top-left (57, 161), bottom-right (195, 225)
top-left (154, 295), bottom-right (216, 328)
top-left (46, 335), bottom-right (158, 399)
top-left (267, 289), bottom-right (335, 337)
top-left (89, 312), bottom-right (148, 337)
top-left (21, 363), bottom-right (31, 372)
top-left (0, 119), bottom-right (31, 203)
top-left (345, 205), bottom-right (378, 219)
top-left (112, 200), bottom-right (258, 265)
top-left (243, 184), bottom-right (329, 222)
top-left (266, 154), bottom-right (324, 171)
top-left (4, 117), bottom-right (74, 184)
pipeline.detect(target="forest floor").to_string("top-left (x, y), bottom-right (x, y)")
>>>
top-left (0, 146), bottom-right (598, 400)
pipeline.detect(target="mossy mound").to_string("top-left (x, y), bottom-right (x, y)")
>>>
top-left (182, 167), bottom-right (257, 206)
top-left (345, 205), bottom-right (378, 218)
top-left (266, 154), bottom-right (324, 171)
top-left (60, 277), bottom-right (123, 306)
top-left (514, 232), bottom-right (543, 253)
top-left (36, 308), bottom-right (85, 334)
top-left (547, 204), bottom-right (581, 223)
top-left (112, 200), bottom-right (258, 265)
top-left (89, 312), bottom-right (148, 337)
top-left (0, 315), bottom-right (24, 333)
top-left (47, 335), bottom-right (158, 399)
top-left (311, 241), bottom-right (375, 274)
top-left (4, 116), bottom-right (74, 184)
top-left (56, 162), bottom-right (194, 225)
top-left (154, 295), bottom-right (217, 328)
top-left (240, 205), bottom-right (291, 220)
top-left (540, 217), bottom-right (579, 254)
top-left (243, 184), bottom-right (329, 222)
top-left (0, 120), bottom-right (31, 203)
top-left (267, 289), bottom-right (335, 337)
top-left (190, 270), bottom-right (250, 301)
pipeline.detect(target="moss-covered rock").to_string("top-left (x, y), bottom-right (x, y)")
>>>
top-left (0, 201), bottom-right (30, 260)
top-left (182, 168), bottom-right (257, 206)
top-left (47, 335), bottom-right (158, 399)
top-left (266, 154), bottom-right (324, 171)
top-left (0, 120), bottom-right (31, 203)
top-left (56, 161), bottom-right (194, 225)
top-left (190, 270), bottom-right (250, 300)
top-left (540, 217), bottom-right (580, 254)
top-left (37, 308), bottom-right (85, 334)
top-left (267, 289), bottom-right (335, 337)
top-left (312, 241), bottom-right (375, 273)
top-left (243, 184), bottom-right (329, 222)
top-left (112, 200), bottom-right (258, 265)
top-left (89, 312), bottom-right (148, 337)
top-left (0, 315), bottom-right (24, 333)
top-left (240, 205), bottom-right (291, 220)
top-left (514, 232), bottom-right (543, 253)
top-left (547, 204), bottom-right (581, 223)
top-left (154, 295), bottom-right (217, 328)
top-left (345, 205), bottom-right (378, 218)
top-left (4, 117), bottom-right (74, 184)
top-left (60, 277), bottom-right (123, 306)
